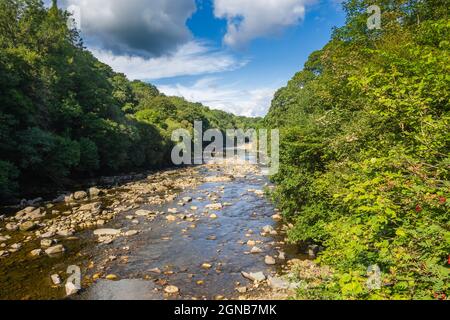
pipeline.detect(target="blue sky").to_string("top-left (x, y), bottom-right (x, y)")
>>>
top-left (55, 0), bottom-right (346, 116)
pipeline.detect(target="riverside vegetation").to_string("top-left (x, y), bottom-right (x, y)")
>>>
top-left (0, 0), bottom-right (260, 203)
top-left (265, 0), bottom-right (449, 300)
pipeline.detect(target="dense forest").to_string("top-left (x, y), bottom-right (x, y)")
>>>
top-left (265, 0), bottom-right (449, 299)
top-left (0, 0), bottom-right (259, 202)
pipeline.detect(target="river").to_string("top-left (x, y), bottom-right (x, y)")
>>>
top-left (0, 157), bottom-right (305, 300)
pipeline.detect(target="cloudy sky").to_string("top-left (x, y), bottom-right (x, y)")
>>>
top-left (51, 0), bottom-right (345, 116)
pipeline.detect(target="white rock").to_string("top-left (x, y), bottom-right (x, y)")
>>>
top-left (88, 187), bottom-right (101, 198)
top-left (45, 245), bottom-right (65, 255)
top-left (124, 230), bottom-right (139, 237)
top-left (135, 210), bottom-right (152, 216)
top-left (206, 203), bottom-right (223, 210)
top-left (250, 246), bottom-right (263, 254)
top-left (164, 285), bottom-right (179, 294)
top-left (242, 271), bottom-right (266, 282)
top-left (30, 249), bottom-right (42, 256)
top-left (73, 191), bottom-right (87, 200)
top-left (265, 255), bottom-right (276, 265)
top-left (51, 274), bottom-right (61, 285)
top-left (93, 229), bottom-right (121, 236)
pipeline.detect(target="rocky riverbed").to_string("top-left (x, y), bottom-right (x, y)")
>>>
top-left (0, 159), bottom-right (325, 300)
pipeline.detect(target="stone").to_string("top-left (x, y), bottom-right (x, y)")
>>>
top-left (65, 281), bottom-right (80, 296)
top-left (262, 225), bottom-right (274, 234)
top-left (6, 223), bottom-right (18, 231)
top-left (272, 214), bottom-right (282, 221)
top-left (0, 250), bottom-right (8, 257)
top-left (206, 203), bottom-right (223, 211)
top-left (250, 246), bottom-right (263, 254)
top-left (242, 271), bottom-right (266, 282)
top-left (30, 249), bottom-right (42, 257)
top-left (40, 231), bottom-right (55, 239)
top-left (106, 274), bottom-right (118, 281)
top-left (236, 287), bottom-right (247, 293)
top-left (168, 208), bottom-right (178, 214)
top-left (78, 202), bottom-right (101, 212)
top-left (164, 285), bottom-right (179, 294)
top-left (201, 263), bottom-right (212, 269)
top-left (45, 245), bottom-right (65, 255)
top-left (149, 268), bottom-right (162, 274)
top-left (265, 255), bottom-right (276, 265)
top-left (267, 276), bottom-right (293, 291)
top-left (278, 251), bottom-right (286, 260)
top-left (19, 221), bottom-right (37, 232)
top-left (51, 274), bottom-right (61, 285)
top-left (183, 197), bottom-right (193, 203)
top-left (88, 187), bottom-right (101, 198)
top-left (41, 239), bottom-right (54, 248)
top-left (135, 210), bottom-right (152, 216)
top-left (73, 191), bottom-right (88, 200)
top-left (124, 230), bottom-right (139, 237)
top-left (15, 207), bottom-right (35, 219)
top-left (57, 230), bottom-right (74, 237)
top-left (93, 229), bottom-right (121, 236)
top-left (247, 240), bottom-right (256, 247)
top-left (166, 215), bottom-right (177, 222)
top-left (210, 213), bottom-right (218, 219)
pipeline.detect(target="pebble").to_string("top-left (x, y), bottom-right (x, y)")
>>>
top-left (93, 229), bottom-right (121, 236)
top-left (250, 246), bottom-right (263, 254)
top-left (164, 285), bottom-right (179, 294)
top-left (265, 255), bottom-right (276, 265)
top-left (45, 244), bottom-right (65, 255)
top-left (242, 271), bottom-right (266, 282)
top-left (51, 274), bottom-right (61, 285)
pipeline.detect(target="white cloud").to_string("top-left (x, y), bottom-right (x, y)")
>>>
top-left (158, 77), bottom-right (278, 117)
top-left (61, 0), bottom-right (196, 56)
top-left (91, 41), bottom-right (247, 80)
top-left (214, 0), bottom-right (314, 48)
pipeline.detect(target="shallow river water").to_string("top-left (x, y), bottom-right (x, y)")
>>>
top-left (0, 160), bottom-right (304, 300)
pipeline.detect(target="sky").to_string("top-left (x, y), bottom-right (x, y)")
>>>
top-left (50, 0), bottom-right (346, 117)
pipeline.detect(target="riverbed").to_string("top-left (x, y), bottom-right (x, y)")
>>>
top-left (0, 160), bottom-right (304, 300)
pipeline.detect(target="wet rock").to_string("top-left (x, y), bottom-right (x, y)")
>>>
top-left (272, 214), bottom-right (282, 221)
top-left (0, 250), bottom-right (9, 257)
top-left (278, 251), bottom-right (286, 260)
top-left (164, 285), bottom-right (179, 294)
top-left (41, 239), bottom-right (54, 248)
top-left (106, 274), bottom-right (118, 281)
top-left (15, 207), bottom-right (35, 219)
top-left (124, 230), bottom-right (139, 237)
top-left (210, 213), bottom-right (218, 219)
top-left (45, 244), bottom-right (65, 255)
top-left (250, 246), bottom-right (263, 254)
top-left (236, 287), bottom-right (248, 293)
top-left (265, 256), bottom-right (276, 265)
top-left (242, 271), bottom-right (266, 282)
top-left (30, 249), bottom-right (42, 257)
top-left (0, 235), bottom-right (10, 242)
top-left (201, 263), bottom-right (212, 269)
top-left (10, 243), bottom-right (22, 251)
top-left (247, 240), bottom-right (256, 247)
top-left (6, 223), bottom-right (18, 231)
top-left (73, 191), bottom-right (88, 201)
top-left (166, 215), bottom-right (177, 222)
top-left (40, 231), bottom-right (55, 239)
top-left (88, 187), bottom-right (101, 198)
top-left (57, 230), bottom-right (74, 237)
top-left (93, 229), bottom-right (121, 236)
top-left (183, 197), bottom-right (193, 203)
top-left (168, 208), bottom-right (178, 214)
top-left (262, 225), bottom-right (274, 234)
top-left (78, 202), bottom-right (101, 212)
top-left (206, 203), bottom-right (223, 211)
top-left (19, 221), bottom-right (37, 232)
top-left (267, 276), bottom-right (295, 291)
top-left (51, 274), bottom-right (62, 285)
top-left (149, 268), bottom-right (162, 274)
top-left (135, 210), bottom-right (152, 217)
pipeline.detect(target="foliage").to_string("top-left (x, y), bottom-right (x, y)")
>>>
top-left (266, 0), bottom-right (449, 300)
top-left (0, 0), bottom-right (257, 201)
